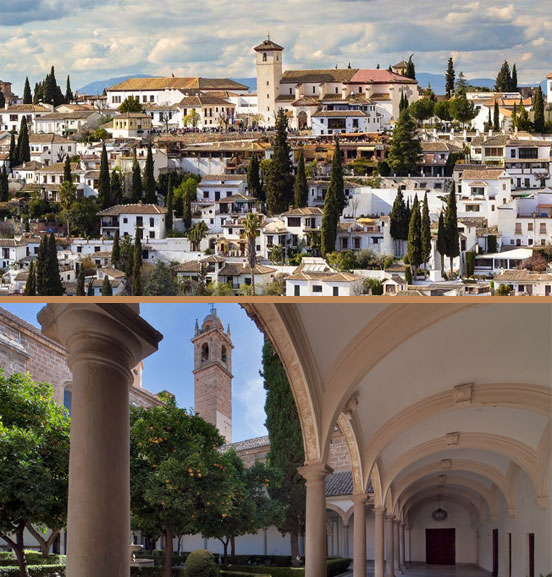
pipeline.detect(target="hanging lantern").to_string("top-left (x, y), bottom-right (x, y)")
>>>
top-left (432, 493), bottom-right (448, 521)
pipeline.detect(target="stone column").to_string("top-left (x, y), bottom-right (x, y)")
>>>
top-left (352, 493), bottom-right (367, 577)
top-left (399, 523), bottom-right (406, 571)
top-left (374, 507), bottom-right (385, 577)
top-left (39, 304), bottom-right (162, 577)
top-left (384, 515), bottom-right (395, 577)
top-left (298, 463), bottom-right (333, 577)
top-left (342, 523), bottom-right (349, 558)
top-left (393, 521), bottom-right (402, 575)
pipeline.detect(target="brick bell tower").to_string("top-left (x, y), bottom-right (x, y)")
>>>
top-left (191, 306), bottom-right (233, 443)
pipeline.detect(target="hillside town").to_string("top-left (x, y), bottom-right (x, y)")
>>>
top-left (1, 41), bottom-right (552, 296)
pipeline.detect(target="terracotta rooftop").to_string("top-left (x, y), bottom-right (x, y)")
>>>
top-left (108, 77), bottom-right (248, 92)
top-left (349, 69), bottom-right (417, 85)
top-left (98, 204), bottom-right (168, 216)
top-left (254, 39), bottom-right (284, 52)
top-left (281, 69), bottom-right (358, 84)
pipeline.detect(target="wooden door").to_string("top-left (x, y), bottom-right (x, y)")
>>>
top-left (529, 533), bottom-right (535, 577)
top-left (492, 529), bottom-right (499, 577)
top-left (426, 528), bottom-right (456, 565)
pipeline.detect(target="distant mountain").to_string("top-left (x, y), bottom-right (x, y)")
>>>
top-left (77, 74), bottom-right (159, 95)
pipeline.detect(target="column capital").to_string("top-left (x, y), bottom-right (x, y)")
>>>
top-left (374, 505), bottom-right (386, 515)
top-left (298, 462), bottom-right (333, 484)
top-left (352, 492), bottom-right (368, 505)
top-left (385, 513), bottom-right (395, 521)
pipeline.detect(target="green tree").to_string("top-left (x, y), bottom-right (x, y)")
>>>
top-left (320, 173), bottom-right (339, 257)
top-left (511, 64), bottom-right (518, 91)
top-left (436, 212), bottom-right (447, 274)
top-left (131, 152), bottom-right (143, 202)
top-left (119, 233), bottom-right (134, 276)
top-left (175, 177), bottom-right (197, 229)
top-left (517, 102), bottom-right (532, 132)
top-left (407, 194), bottom-right (422, 274)
top-left (24, 261), bottom-right (36, 296)
top-left (434, 100), bottom-right (452, 123)
top-left (43, 233), bottom-right (64, 296)
top-left (101, 275), bottom-right (113, 296)
top-left (119, 96), bottom-right (144, 113)
top-left (186, 220), bottom-right (208, 251)
top-left (455, 71), bottom-right (468, 96)
top-left (247, 155), bottom-right (262, 199)
top-left (98, 142), bottom-right (111, 209)
top-left (0, 165), bottom-right (9, 202)
top-left (449, 95), bottom-right (477, 129)
top-left (261, 340), bottom-right (305, 566)
top-left (63, 155), bottom-right (72, 184)
top-left (294, 152), bottom-right (308, 208)
top-left (0, 91), bottom-right (4, 109)
top-left (330, 138), bottom-right (345, 214)
top-left (406, 54), bottom-right (416, 80)
top-left (493, 100), bottom-right (500, 131)
top-left (17, 117), bottom-right (31, 165)
top-left (409, 98), bottom-right (434, 125)
top-left (69, 197), bottom-right (98, 237)
top-left (144, 261), bottom-right (178, 296)
top-left (390, 189), bottom-right (409, 256)
top-left (497, 283), bottom-right (511, 296)
top-left (35, 236), bottom-right (47, 295)
top-left (144, 144), bottom-right (156, 204)
top-left (165, 174), bottom-right (174, 231)
top-left (266, 109), bottom-right (293, 215)
top-left (94, 127), bottom-right (110, 141)
top-left (130, 395), bottom-right (228, 577)
top-left (533, 87), bottom-right (545, 133)
top-left (399, 92), bottom-right (409, 113)
top-left (86, 278), bottom-right (94, 296)
top-left (387, 109), bottom-right (422, 176)
top-left (444, 182), bottom-right (460, 276)
top-left (111, 229), bottom-right (121, 269)
top-left (110, 169), bottom-right (122, 206)
top-left (9, 130), bottom-right (17, 166)
top-left (495, 61), bottom-right (512, 92)
top-left (59, 180), bottom-right (77, 237)
top-left (445, 57), bottom-right (455, 98)
top-left (65, 75), bottom-right (73, 103)
top-left (76, 267), bottom-right (85, 296)
top-left (23, 77), bottom-right (32, 104)
top-left (0, 372), bottom-right (70, 575)
top-left (512, 102), bottom-right (518, 130)
top-left (421, 192), bottom-right (431, 268)
top-left (243, 212), bottom-right (261, 295)
top-left (132, 230), bottom-right (143, 296)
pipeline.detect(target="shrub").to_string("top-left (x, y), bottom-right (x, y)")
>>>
top-left (0, 553), bottom-right (66, 567)
top-left (222, 567), bottom-right (303, 577)
top-left (183, 550), bottom-right (219, 577)
top-left (465, 251), bottom-right (475, 277)
top-left (405, 267), bottom-right (412, 284)
top-left (326, 558), bottom-right (351, 577)
top-left (0, 565), bottom-right (66, 576)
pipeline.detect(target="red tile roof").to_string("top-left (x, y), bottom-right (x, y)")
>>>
top-left (348, 69), bottom-right (417, 84)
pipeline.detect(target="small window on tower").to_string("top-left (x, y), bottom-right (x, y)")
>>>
top-left (263, 52), bottom-right (267, 62)
top-left (221, 346), bottom-right (227, 363)
top-left (201, 343), bottom-right (209, 361)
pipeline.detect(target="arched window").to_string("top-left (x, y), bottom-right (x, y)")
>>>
top-left (221, 345), bottom-right (227, 363)
top-left (201, 342), bottom-right (209, 361)
top-left (263, 52), bottom-right (267, 62)
top-left (64, 387), bottom-right (72, 416)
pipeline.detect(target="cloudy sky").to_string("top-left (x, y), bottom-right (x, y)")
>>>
top-left (0, 0), bottom-right (550, 94)
top-left (1, 303), bottom-right (268, 443)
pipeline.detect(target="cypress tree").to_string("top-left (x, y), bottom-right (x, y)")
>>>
top-left (33, 82), bottom-right (43, 104)
top-left (407, 194), bottom-right (422, 274)
top-left (101, 276), bottom-right (113, 296)
top-left (493, 100), bottom-right (500, 131)
top-left (0, 91), bottom-right (4, 109)
top-left (390, 189), bottom-right (409, 256)
top-left (511, 64), bottom-right (518, 91)
top-left (444, 182), bottom-right (459, 276)
top-left (131, 152), bottom-right (142, 202)
top-left (24, 261), bottom-right (36, 296)
top-left (165, 174), bottom-right (173, 231)
top-left (98, 142), bottom-right (111, 209)
top-left (266, 109), bottom-right (293, 215)
top-left (9, 131), bottom-right (17, 166)
top-left (111, 229), bottom-right (121, 269)
top-left (320, 177), bottom-right (338, 257)
top-left (76, 267), bottom-right (85, 296)
top-left (261, 339), bottom-right (305, 565)
top-left (406, 55), bottom-right (416, 80)
top-left (44, 233), bottom-right (63, 296)
top-left (0, 165), bottom-right (9, 202)
top-left (110, 170), bottom-right (122, 205)
top-left (421, 192), bottom-right (431, 268)
top-left (495, 61), bottom-right (511, 92)
top-left (533, 87), bottom-right (545, 134)
top-left (445, 57), bottom-right (455, 98)
top-left (512, 102), bottom-right (518, 130)
top-left (63, 155), bottom-right (72, 184)
top-left (17, 117), bottom-right (30, 165)
top-left (247, 154), bottom-right (262, 198)
top-left (331, 138), bottom-right (345, 214)
top-left (131, 229), bottom-right (143, 296)
top-left (399, 92), bottom-right (409, 113)
top-left (143, 144), bottom-right (156, 204)
top-left (23, 77), bottom-right (32, 104)
top-left (86, 279), bottom-right (94, 296)
top-left (65, 75), bottom-right (73, 103)
top-left (388, 110), bottom-right (422, 176)
top-left (36, 236), bottom-right (47, 295)
top-left (487, 108), bottom-right (492, 130)
top-left (437, 212), bottom-right (447, 274)
top-left (294, 152), bottom-right (308, 208)
top-left (517, 102), bottom-right (531, 132)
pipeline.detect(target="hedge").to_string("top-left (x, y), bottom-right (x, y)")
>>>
top-left (221, 572), bottom-right (267, 577)
top-left (222, 559), bottom-right (351, 577)
top-left (0, 554), bottom-right (66, 568)
top-left (0, 565), bottom-right (66, 576)
top-left (130, 569), bottom-right (186, 577)
top-left (229, 557), bottom-right (298, 568)
top-left (327, 558), bottom-right (352, 577)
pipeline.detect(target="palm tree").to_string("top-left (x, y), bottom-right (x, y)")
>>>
top-left (186, 221), bottom-right (208, 251)
top-left (243, 212), bottom-right (261, 295)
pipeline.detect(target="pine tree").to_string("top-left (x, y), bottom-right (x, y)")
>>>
top-left (65, 75), bottom-right (73, 103)
top-left (131, 152), bottom-right (143, 202)
top-left (495, 61), bottom-right (512, 92)
top-left (407, 194), bottom-right (422, 274)
top-left (320, 177), bottom-right (338, 257)
top-left (436, 212), bottom-right (447, 274)
top-left (511, 64), bottom-right (518, 92)
top-left (0, 165), bottom-right (9, 202)
top-left (76, 267), bottom-right (85, 296)
top-left (266, 109), bottom-right (293, 215)
top-left (445, 57), bottom-right (455, 98)
top-left (330, 138), bottom-right (345, 214)
top-left (294, 152), bottom-right (308, 208)
top-left (101, 276), bottom-right (113, 296)
top-left (143, 144), bottom-right (156, 204)
top-left (406, 55), bottom-right (416, 80)
top-left (17, 117), bottom-right (30, 165)
top-left (493, 100), bottom-right (500, 131)
top-left (387, 109), bottom-right (422, 176)
top-left (247, 154), bottom-right (262, 198)
top-left (98, 143), bottom-right (111, 209)
top-left (110, 170), bottom-right (122, 205)
top-left (390, 189), bottom-right (409, 256)
top-left (533, 87), bottom-right (545, 133)
top-left (111, 229), bottom-right (121, 269)
top-left (63, 155), bottom-right (72, 184)
top-left (421, 192), bottom-right (431, 268)
top-left (24, 261), bottom-right (36, 296)
top-left (444, 182), bottom-right (459, 276)
top-left (23, 77), bottom-right (32, 104)
top-left (9, 131), bottom-right (17, 166)
top-left (35, 236), bottom-right (47, 295)
top-left (165, 174), bottom-right (173, 231)
top-left (131, 229), bottom-right (143, 296)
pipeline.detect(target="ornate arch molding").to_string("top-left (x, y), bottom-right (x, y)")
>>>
top-left (383, 433), bottom-right (539, 502)
top-left (320, 304), bottom-right (475, 459)
top-left (363, 383), bottom-right (550, 482)
top-left (325, 503), bottom-right (348, 525)
top-left (243, 304), bottom-right (323, 463)
top-left (371, 460), bottom-right (384, 507)
top-left (337, 411), bottom-right (365, 493)
top-left (536, 421), bottom-right (551, 508)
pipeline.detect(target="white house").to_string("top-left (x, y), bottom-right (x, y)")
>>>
top-left (311, 109), bottom-right (381, 136)
top-left (34, 110), bottom-right (101, 136)
top-left (110, 113), bottom-right (153, 139)
top-left (98, 204), bottom-right (168, 240)
top-left (29, 134), bottom-right (77, 165)
top-left (335, 217), bottom-right (394, 255)
top-left (0, 104), bottom-right (51, 133)
top-left (493, 269), bottom-right (552, 296)
top-left (497, 192), bottom-right (552, 247)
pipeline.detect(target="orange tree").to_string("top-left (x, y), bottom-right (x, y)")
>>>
top-left (130, 394), bottom-right (230, 577)
top-left (0, 372), bottom-right (70, 576)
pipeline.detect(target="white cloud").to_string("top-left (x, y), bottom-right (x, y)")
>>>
top-left (234, 376), bottom-right (268, 440)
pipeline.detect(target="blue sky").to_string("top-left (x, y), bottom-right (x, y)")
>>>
top-left (0, 0), bottom-right (550, 95)
top-left (0, 303), bottom-right (267, 443)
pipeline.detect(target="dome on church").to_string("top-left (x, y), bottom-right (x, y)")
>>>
top-left (201, 308), bottom-right (224, 332)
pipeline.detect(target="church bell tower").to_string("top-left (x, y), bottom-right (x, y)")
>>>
top-left (254, 36), bottom-right (284, 127)
top-left (192, 306), bottom-right (233, 443)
